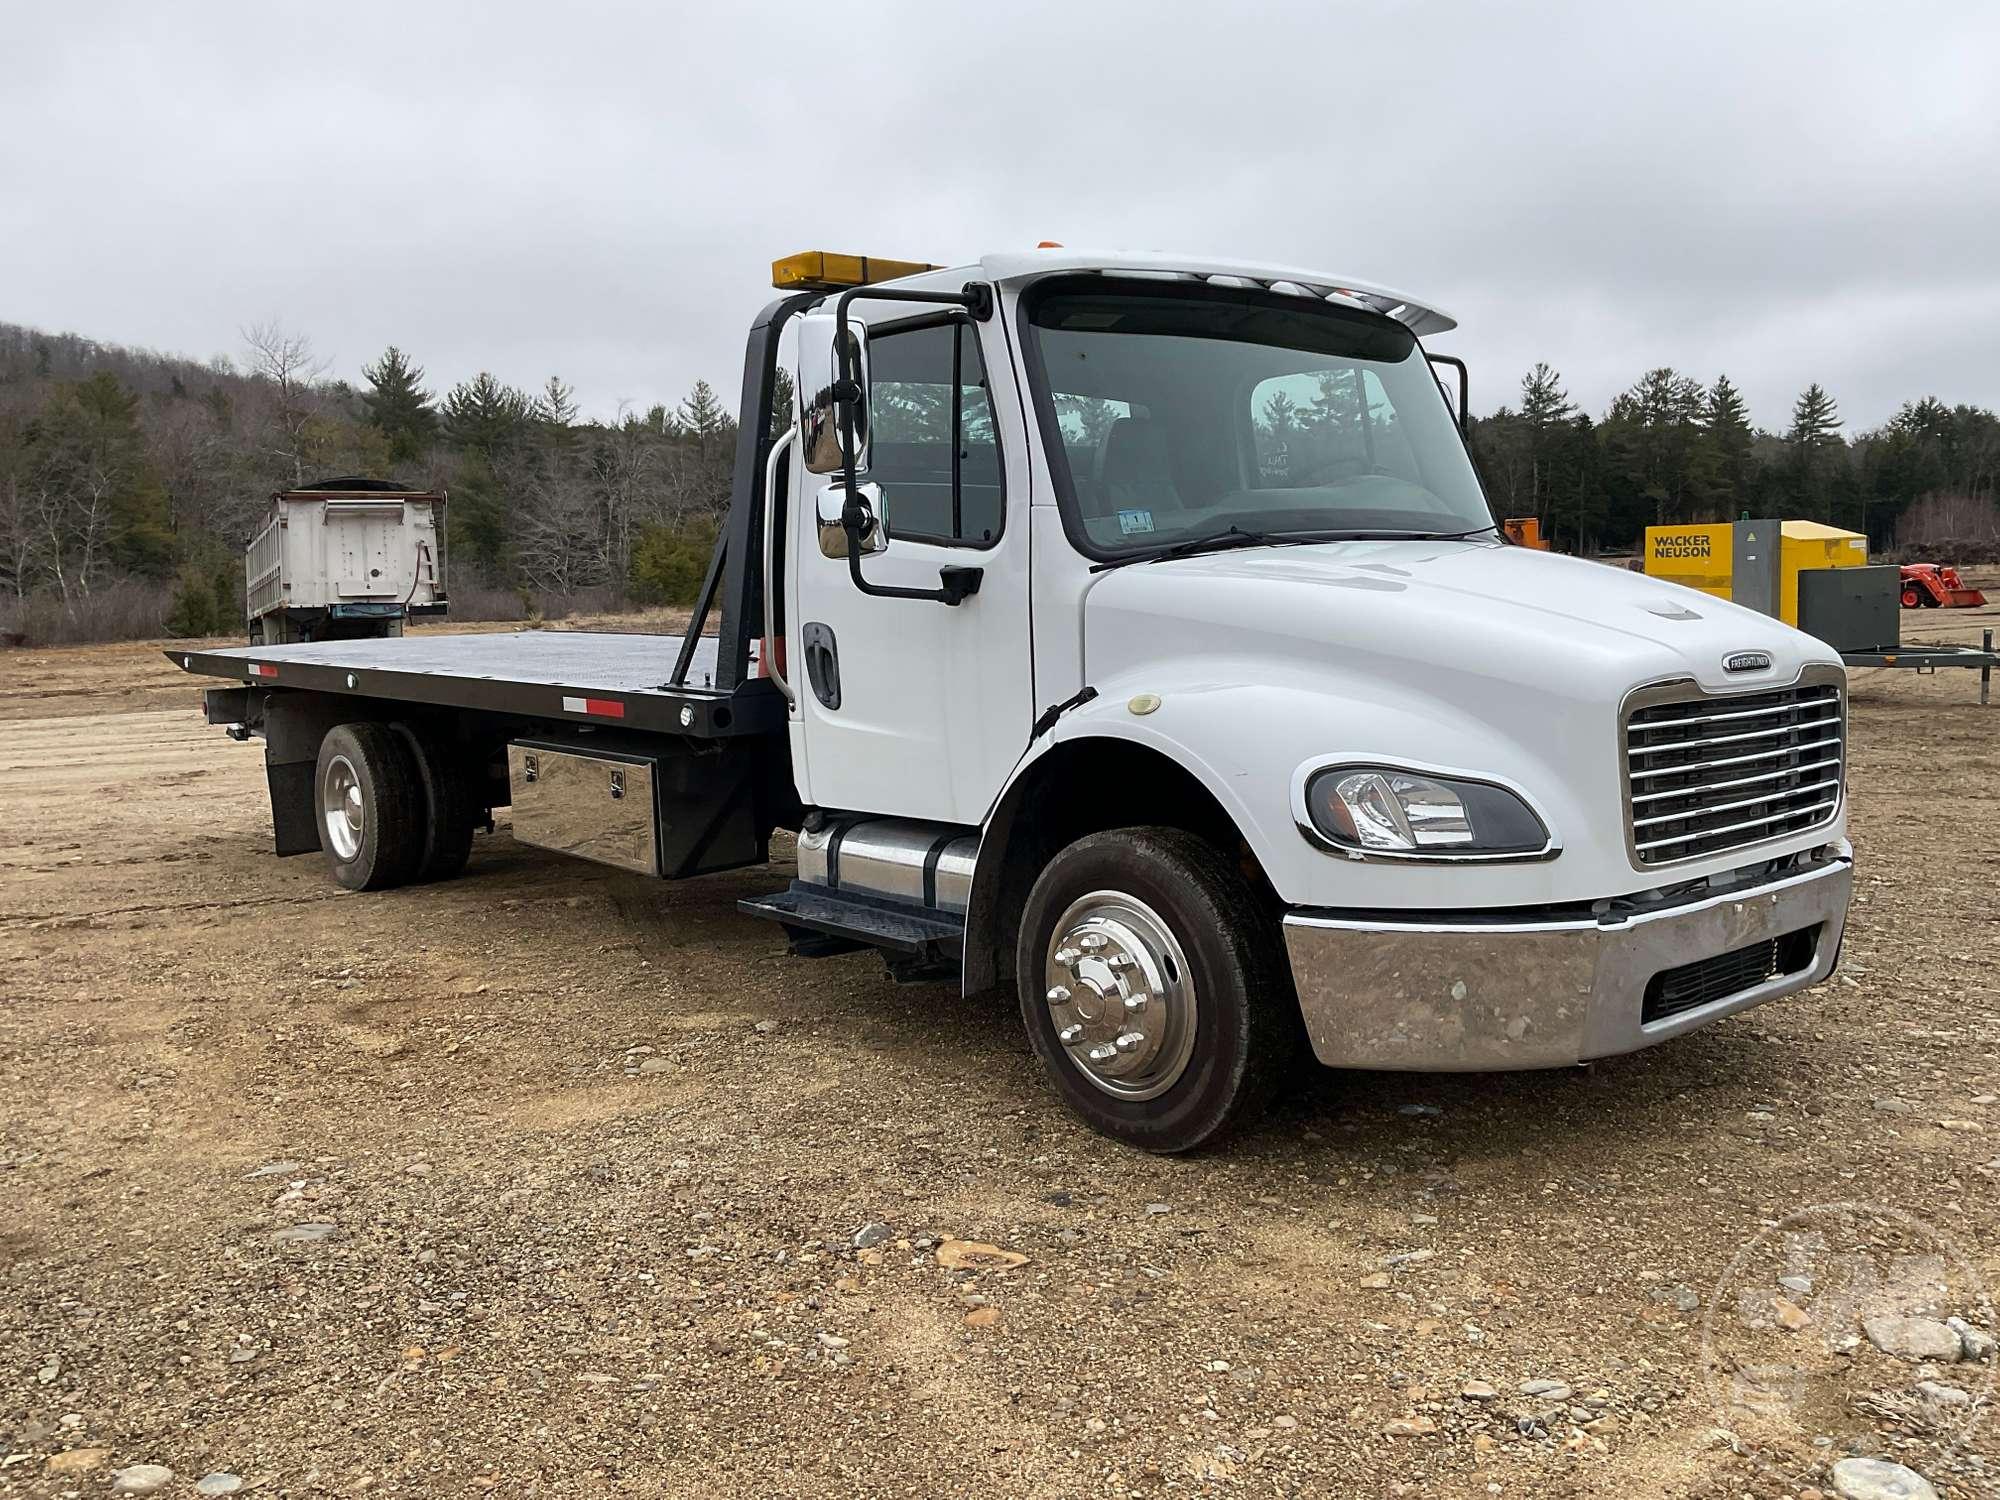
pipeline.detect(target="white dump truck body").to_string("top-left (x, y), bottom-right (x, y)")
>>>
top-left (246, 481), bottom-right (445, 640)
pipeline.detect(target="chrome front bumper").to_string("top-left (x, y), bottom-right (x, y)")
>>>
top-left (1282, 852), bottom-right (1852, 1071)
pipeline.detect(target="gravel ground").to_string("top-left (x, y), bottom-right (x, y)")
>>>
top-left (2, 587), bottom-right (1997, 1499)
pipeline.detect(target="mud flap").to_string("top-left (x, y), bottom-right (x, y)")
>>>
top-left (260, 692), bottom-right (363, 857)
top-left (268, 762), bottom-right (321, 856)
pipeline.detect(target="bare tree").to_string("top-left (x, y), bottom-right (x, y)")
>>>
top-left (241, 320), bottom-right (330, 485)
top-left (504, 448), bottom-right (608, 596)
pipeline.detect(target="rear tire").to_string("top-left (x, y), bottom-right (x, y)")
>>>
top-left (315, 723), bottom-right (426, 891)
top-left (1016, 827), bottom-right (1297, 1153)
top-left (392, 723), bottom-right (477, 882)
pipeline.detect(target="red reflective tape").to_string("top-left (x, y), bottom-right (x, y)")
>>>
top-left (560, 694), bottom-right (624, 718)
top-left (248, 663), bottom-right (278, 678)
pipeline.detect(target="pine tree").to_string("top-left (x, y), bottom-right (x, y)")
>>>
top-left (441, 372), bottom-right (533, 456)
top-left (361, 346), bottom-right (436, 465)
top-left (1787, 383), bottom-right (1843, 520)
top-left (677, 379), bottom-right (728, 461)
top-left (1703, 375), bottom-right (1755, 512)
top-left (537, 376), bottom-right (578, 430)
top-left (1518, 363), bottom-right (1576, 526)
top-left (1601, 368), bottom-right (1707, 527)
top-left (1788, 382), bottom-right (1841, 446)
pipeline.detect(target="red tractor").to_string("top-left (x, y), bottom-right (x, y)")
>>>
top-left (1899, 563), bottom-right (1988, 609)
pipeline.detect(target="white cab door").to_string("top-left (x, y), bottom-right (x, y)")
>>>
top-left (787, 312), bottom-right (1033, 826)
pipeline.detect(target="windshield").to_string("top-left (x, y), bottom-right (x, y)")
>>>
top-left (1023, 281), bottom-right (1494, 558)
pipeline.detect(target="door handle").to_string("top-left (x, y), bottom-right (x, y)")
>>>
top-left (801, 622), bottom-right (841, 710)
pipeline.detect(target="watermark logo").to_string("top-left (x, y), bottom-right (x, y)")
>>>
top-left (1700, 1202), bottom-right (1994, 1486)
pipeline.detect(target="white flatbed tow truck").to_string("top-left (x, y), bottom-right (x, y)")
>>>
top-left (174, 248), bottom-right (1854, 1152)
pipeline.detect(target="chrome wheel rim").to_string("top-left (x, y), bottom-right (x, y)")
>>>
top-left (1043, 889), bottom-right (1197, 1101)
top-left (321, 754), bottom-right (364, 861)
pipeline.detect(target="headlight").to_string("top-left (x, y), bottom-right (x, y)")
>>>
top-left (1304, 766), bottom-right (1551, 859)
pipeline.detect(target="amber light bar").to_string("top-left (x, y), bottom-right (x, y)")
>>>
top-left (771, 251), bottom-right (940, 292)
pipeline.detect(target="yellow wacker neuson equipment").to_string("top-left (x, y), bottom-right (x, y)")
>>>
top-left (1641, 516), bottom-right (1993, 701)
top-left (1644, 518), bottom-right (1870, 630)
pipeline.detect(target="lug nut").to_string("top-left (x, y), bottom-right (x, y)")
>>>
top-left (1114, 1031), bottom-right (1146, 1054)
top-left (1123, 993), bottom-right (1147, 1012)
top-left (1086, 1043), bottom-right (1118, 1063)
top-left (1079, 933), bottom-right (1109, 951)
top-left (1054, 947), bottom-right (1081, 967)
top-left (1046, 985), bottom-right (1071, 1006)
top-left (1058, 1023), bottom-right (1084, 1045)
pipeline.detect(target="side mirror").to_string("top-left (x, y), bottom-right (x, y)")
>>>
top-left (816, 481), bottom-right (888, 558)
top-left (1427, 353), bottom-right (1469, 437)
top-left (797, 313), bottom-right (871, 475)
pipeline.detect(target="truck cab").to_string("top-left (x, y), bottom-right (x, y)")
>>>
top-left (757, 249), bottom-right (1849, 1147)
top-left (179, 248), bottom-right (1853, 1153)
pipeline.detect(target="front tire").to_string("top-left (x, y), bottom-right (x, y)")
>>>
top-left (315, 723), bottom-right (426, 891)
top-left (1016, 827), bottom-right (1296, 1153)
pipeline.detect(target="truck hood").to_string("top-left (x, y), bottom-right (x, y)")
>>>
top-left (1081, 538), bottom-right (1836, 705)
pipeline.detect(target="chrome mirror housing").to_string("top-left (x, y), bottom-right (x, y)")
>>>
top-left (797, 313), bottom-right (871, 476)
top-left (816, 481), bottom-right (888, 559)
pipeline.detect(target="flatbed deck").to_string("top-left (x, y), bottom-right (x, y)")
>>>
top-left (170, 630), bottom-right (782, 737)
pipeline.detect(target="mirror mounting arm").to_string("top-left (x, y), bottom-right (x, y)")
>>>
top-left (831, 280), bottom-right (996, 607)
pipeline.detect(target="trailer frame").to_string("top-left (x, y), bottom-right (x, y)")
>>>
top-left (1840, 629), bottom-right (1996, 705)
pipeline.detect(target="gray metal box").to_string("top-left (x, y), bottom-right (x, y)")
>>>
top-left (1798, 565), bottom-right (1900, 653)
top-left (1731, 518), bottom-right (1781, 617)
top-left (507, 742), bottom-right (659, 875)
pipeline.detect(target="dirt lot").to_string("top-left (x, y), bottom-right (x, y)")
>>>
top-left (2, 591), bottom-right (1997, 1499)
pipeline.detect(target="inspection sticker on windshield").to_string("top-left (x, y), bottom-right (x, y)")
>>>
top-left (1117, 508), bottom-right (1155, 536)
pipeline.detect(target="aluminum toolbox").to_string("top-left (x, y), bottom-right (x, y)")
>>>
top-left (507, 741), bottom-right (660, 876)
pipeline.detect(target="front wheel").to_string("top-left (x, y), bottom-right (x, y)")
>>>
top-left (1016, 827), bottom-right (1297, 1153)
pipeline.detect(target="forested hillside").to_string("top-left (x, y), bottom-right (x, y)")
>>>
top-left (1468, 363), bottom-right (2000, 555)
top-left (2, 315), bottom-right (1995, 645)
top-left (0, 320), bottom-right (762, 642)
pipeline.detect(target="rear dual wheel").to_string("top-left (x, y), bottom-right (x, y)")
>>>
top-left (1016, 827), bottom-right (1297, 1154)
top-left (314, 722), bottom-right (477, 890)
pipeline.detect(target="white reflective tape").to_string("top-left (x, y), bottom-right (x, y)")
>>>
top-left (561, 696), bottom-right (586, 713)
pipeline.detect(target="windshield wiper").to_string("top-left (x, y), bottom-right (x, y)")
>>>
top-left (1089, 522), bottom-right (1494, 572)
top-left (1307, 525), bottom-right (1500, 542)
top-left (1089, 526), bottom-right (1298, 573)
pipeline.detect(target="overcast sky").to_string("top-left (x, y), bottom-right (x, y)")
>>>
top-left (6, 1), bottom-right (1996, 433)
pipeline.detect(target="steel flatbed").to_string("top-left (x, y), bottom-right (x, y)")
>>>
top-left (169, 630), bottom-right (783, 738)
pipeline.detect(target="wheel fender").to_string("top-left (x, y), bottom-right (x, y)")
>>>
top-left (963, 674), bottom-right (1303, 999)
top-left (963, 665), bottom-right (1582, 996)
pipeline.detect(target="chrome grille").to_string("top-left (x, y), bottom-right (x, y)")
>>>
top-left (1623, 675), bottom-right (1844, 866)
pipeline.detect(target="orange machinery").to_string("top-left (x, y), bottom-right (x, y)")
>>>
top-left (1899, 563), bottom-right (1987, 609)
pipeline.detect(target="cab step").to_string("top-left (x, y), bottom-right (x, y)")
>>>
top-left (739, 882), bottom-right (965, 964)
